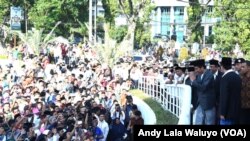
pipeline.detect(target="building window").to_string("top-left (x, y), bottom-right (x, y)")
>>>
top-left (174, 7), bottom-right (184, 24)
top-left (207, 6), bottom-right (214, 13)
top-left (207, 6), bottom-right (213, 13)
top-left (161, 7), bottom-right (170, 15)
top-left (209, 26), bottom-right (213, 35)
top-left (174, 7), bottom-right (184, 16)
top-left (161, 7), bottom-right (171, 36)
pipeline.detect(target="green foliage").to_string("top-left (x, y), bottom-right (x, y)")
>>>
top-left (206, 34), bottom-right (214, 44)
top-left (109, 25), bottom-right (128, 43)
top-left (93, 41), bottom-right (126, 67)
top-left (15, 22), bottom-right (60, 55)
top-left (102, 0), bottom-right (154, 47)
top-left (0, 0), bottom-right (88, 38)
top-left (69, 20), bottom-right (88, 37)
top-left (135, 23), bottom-right (151, 48)
top-left (15, 28), bottom-right (43, 55)
top-left (213, 0), bottom-right (250, 53)
top-left (187, 0), bottom-right (212, 43)
top-left (0, 0), bottom-right (10, 24)
top-left (187, 0), bottom-right (203, 43)
top-left (0, 0), bottom-right (36, 25)
top-left (101, 0), bottom-right (118, 24)
top-left (29, 0), bottom-right (88, 37)
top-left (135, 3), bottom-right (155, 48)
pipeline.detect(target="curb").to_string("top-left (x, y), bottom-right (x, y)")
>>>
top-left (133, 96), bottom-right (157, 125)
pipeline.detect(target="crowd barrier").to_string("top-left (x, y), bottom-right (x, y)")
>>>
top-left (138, 76), bottom-right (192, 124)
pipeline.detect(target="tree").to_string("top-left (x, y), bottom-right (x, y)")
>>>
top-left (0, 0), bottom-right (11, 25)
top-left (187, 0), bottom-right (212, 43)
top-left (92, 43), bottom-right (124, 67)
top-left (213, 0), bottom-right (250, 59)
top-left (0, 0), bottom-right (88, 39)
top-left (102, 0), bottom-right (154, 51)
top-left (118, 0), bottom-right (154, 51)
top-left (135, 21), bottom-right (151, 48)
top-left (94, 0), bottom-right (154, 65)
top-left (15, 22), bottom-right (61, 55)
top-left (109, 25), bottom-right (128, 43)
top-left (0, 0), bottom-right (35, 25)
top-left (28, 0), bottom-right (88, 37)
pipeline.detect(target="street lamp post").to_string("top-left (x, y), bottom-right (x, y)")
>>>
top-left (94, 0), bottom-right (97, 45)
top-left (89, 0), bottom-right (93, 45)
top-left (24, 0), bottom-right (28, 34)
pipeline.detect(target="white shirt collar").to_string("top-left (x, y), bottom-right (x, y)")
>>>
top-left (222, 69), bottom-right (234, 77)
top-left (235, 71), bottom-right (240, 75)
top-left (214, 70), bottom-right (218, 79)
top-left (215, 70), bottom-right (218, 76)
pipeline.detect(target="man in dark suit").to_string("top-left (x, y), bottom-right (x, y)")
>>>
top-left (219, 57), bottom-right (242, 125)
top-left (189, 59), bottom-right (216, 125)
top-left (209, 59), bottom-right (223, 124)
top-left (184, 66), bottom-right (197, 125)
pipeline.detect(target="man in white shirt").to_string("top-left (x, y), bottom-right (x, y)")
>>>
top-left (173, 66), bottom-right (185, 84)
top-left (95, 113), bottom-right (109, 141)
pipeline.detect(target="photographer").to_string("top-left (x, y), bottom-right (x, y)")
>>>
top-left (111, 104), bottom-right (125, 125)
top-left (123, 95), bottom-right (137, 128)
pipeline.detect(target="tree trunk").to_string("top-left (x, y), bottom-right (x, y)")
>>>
top-left (103, 23), bottom-right (110, 46)
top-left (121, 19), bottom-right (136, 55)
top-left (129, 21), bottom-right (136, 53)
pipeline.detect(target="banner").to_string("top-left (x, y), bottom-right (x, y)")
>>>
top-left (10, 6), bottom-right (22, 30)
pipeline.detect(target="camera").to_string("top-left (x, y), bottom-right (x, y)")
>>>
top-left (115, 106), bottom-right (121, 112)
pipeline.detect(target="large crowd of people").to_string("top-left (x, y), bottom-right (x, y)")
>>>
top-left (0, 41), bottom-right (249, 141)
top-left (0, 43), bottom-right (146, 141)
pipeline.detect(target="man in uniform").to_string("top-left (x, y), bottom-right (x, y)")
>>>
top-left (234, 58), bottom-right (245, 75)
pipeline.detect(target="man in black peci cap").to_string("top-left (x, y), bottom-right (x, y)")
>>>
top-left (219, 57), bottom-right (241, 125)
top-left (234, 58), bottom-right (245, 75)
top-left (189, 59), bottom-right (216, 125)
top-left (209, 59), bottom-right (223, 124)
top-left (184, 65), bottom-right (198, 125)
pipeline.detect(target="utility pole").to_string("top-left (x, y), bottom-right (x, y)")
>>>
top-left (94, 0), bottom-right (97, 45)
top-left (203, 27), bottom-right (206, 48)
top-left (24, 0), bottom-right (28, 35)
top-left (89, 0), bottom-right (93, 45)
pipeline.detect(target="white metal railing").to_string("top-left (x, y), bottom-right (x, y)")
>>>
top-left (138, 76), bottom-right (192, 125)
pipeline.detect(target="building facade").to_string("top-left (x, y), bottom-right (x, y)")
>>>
top-left (95, 0), bottom-right (104, 16)
top-left (151, 0), bottom-right (217, 44)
